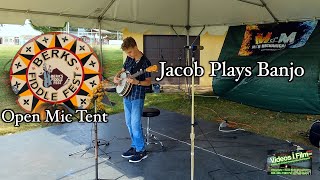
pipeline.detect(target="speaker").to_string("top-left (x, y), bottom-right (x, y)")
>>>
top-left (309, 120), bottom-right (320, 147)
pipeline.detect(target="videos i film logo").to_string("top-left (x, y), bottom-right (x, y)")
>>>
top-left (10, 32), bottom-right (101, 112)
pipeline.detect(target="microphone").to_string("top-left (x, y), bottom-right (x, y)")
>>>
top-left (184, 45), bottom-right (204, 51)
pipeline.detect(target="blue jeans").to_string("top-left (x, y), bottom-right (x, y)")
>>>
top-left (123, 98), bottom-right (145, 152)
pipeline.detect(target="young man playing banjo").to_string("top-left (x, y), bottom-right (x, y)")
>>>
top-left (113, 37), bottom-right (151, 163)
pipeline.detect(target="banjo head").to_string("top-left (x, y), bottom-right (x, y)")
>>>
top-left (116, 72), bottom-right (129, 94)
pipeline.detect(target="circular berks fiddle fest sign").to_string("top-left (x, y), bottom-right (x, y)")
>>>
top-left (10, 32), bottom-right (101, 112)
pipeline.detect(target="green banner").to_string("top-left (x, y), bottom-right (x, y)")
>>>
top-left (212, 22), bottom-right (320, 114)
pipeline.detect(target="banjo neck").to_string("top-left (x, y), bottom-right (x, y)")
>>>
top-left (129, 69), bottom-right (147, 78)
top-left (117, 64), bottom-right (158, 96)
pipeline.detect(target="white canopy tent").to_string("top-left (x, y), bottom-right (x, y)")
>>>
top-left (1, 0), bottom-right (320, 179)
top-left (1, 0), bottom-right (320, 35)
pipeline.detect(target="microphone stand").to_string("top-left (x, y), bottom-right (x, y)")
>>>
top-left (94, 99), bottom-right (99, 180)
top-left (190, 48), bottom-right (196, 180)
top-left (185, 45), bottom-right (203, 180)
top-left (68, 96), bottom-right (111, 180)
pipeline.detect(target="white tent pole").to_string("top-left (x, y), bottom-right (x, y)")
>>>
top-left (96, 0), bottom-right (117, 77)
top-left (237, 0), bottom-right (264, 7)
top-left (259, 0), bottom-right (279, 23)
top-left (98, 0), bottom-right (116, 19)
top-left (190, 46), bottom-right (195, 180)
top-left (65, 22), bottom-right (69, 34)
top-left (185, 0), bottom-right (195, 179)
top-left (190, 25), bottom-right (205, 180)
top-left (99, 19), bottom-right (104, 73)
top-left (237, 0), bottom-right (279, 22)
top-left (185, 0), bottom-right (191, 97)
top-left (186, 32), bottom-right (190, 95)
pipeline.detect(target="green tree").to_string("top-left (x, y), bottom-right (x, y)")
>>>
top-left (30, 21), bottom-right (66, 33)
top-left (105, 32), bottom-right (123, 40)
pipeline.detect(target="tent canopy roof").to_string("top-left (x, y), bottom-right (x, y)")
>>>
top-left (0, 0), bottom-right (319, 35)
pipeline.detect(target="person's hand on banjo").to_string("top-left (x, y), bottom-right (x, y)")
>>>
top-left (127, 77), bottom-right (139, 85)
top-left (113, 76), bottom-right (121, 84)
top-left (113, 68), bottom-right (125, 85)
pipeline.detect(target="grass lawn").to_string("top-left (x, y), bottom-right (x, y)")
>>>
top-left (0, 45), bottom-right (319, 148)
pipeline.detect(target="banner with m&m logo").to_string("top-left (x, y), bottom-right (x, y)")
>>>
top-left (238, 21), bottom-right (317, 56)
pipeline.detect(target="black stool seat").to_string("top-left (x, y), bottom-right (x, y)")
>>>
top-left (142, 108), bottom-right (160, 117)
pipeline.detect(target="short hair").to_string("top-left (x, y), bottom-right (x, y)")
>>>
top-left (121, 37), bottom-right (137, 50)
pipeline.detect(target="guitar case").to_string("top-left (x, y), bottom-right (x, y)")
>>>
top-left (309, 120), bottom-right (320, 147)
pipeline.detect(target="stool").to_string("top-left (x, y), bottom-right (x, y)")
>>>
top-left (142, 108), bottom-right (165, 150)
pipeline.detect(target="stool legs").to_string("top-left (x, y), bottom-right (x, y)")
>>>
top-left (145, 117), bottom-right (164, 150)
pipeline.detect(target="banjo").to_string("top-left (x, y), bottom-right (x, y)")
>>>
top-left (116, 65), bottom-right (158, 96)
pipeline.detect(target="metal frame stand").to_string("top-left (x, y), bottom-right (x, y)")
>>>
top-left (68, 100), bottom-right (111, 180)
top-left (145, 117), bottom-right (165, 151)
top-left (68, 137), bottom-right (110, 158)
